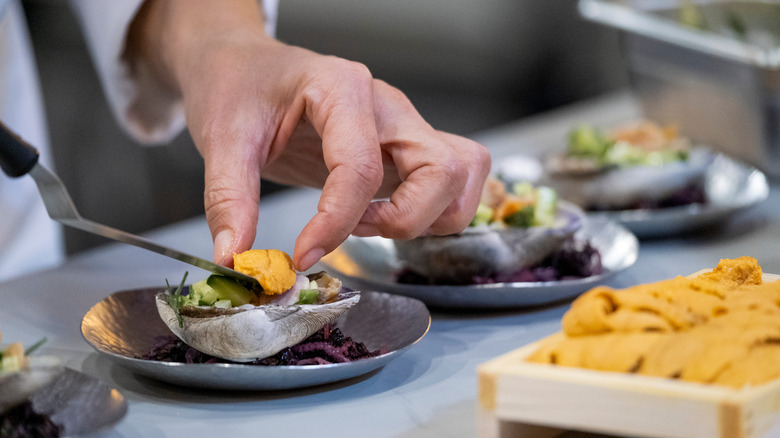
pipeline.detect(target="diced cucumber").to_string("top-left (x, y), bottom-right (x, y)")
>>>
top-left (212, 299), bottom-right (233, 308)
top-left (295, 289), bottom-right (320, 305)
top-left (568, 124), bottom-right (611, 158)
top-left (1, 355), bottom-right (20, 373)
top-left (512, 181), bottom-right (534, 198)
top-left (533, 186), bottom-right (557, 227)
top-left (190, 278), bottom-right (220, 306)
top-left (603, 141), bottom-right (648, 167)
top-left (206, 275), bottom-right (255, 306)
top-left (469, 203), bottom-right (494, 227)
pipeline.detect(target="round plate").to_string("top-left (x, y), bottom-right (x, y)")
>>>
top-left (589, 153), bottom-right (769, 238)
top-left (318, 217), bottom-right (638, 309)
top-left (496, 152), bottom-right (769, 239)
top-left (81, 290), bottom-right (429, 391)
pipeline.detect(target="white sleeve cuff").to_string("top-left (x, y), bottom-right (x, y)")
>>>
top-left (69, 0), bottom-right (279, 145)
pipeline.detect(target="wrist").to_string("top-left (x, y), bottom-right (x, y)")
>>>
top-left (125, 0), bottom-right (268, 98)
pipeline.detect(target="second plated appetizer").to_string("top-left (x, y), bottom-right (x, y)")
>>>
top-left (393, 176), bottom-right (592, 285)
top-left (544, 120), bottom-right (713, 211)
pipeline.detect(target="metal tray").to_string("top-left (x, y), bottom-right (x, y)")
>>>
top-left (580, 0), bottom-right (780, 176)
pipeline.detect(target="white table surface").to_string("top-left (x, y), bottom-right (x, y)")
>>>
top-left (2, 92), bottom-right (779, 437)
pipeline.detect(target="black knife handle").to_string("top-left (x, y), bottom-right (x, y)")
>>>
top-left (0, 120), bottom-right (40, 178)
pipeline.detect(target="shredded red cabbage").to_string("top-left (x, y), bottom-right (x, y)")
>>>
top-left (588, 183), bottom-right (706, 211)
top-left (0, 401), bottom-right (62, 438)
top-left (397, 238), bottom-right (603, 285)
top-left (139, 324), bottom-right (384, 366)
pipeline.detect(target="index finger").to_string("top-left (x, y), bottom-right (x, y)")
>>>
top-left (292, 61), bottom-right (384, 271)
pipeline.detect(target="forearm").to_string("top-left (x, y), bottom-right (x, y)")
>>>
top-left (125, 0), bottom-right (270, 101)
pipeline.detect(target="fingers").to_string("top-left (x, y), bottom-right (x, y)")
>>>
top-left (353, 82), bottom-right (491, 240)
top-left (201, 129), bottom-right (265, 267)
top-left (192, 97), bottom-right (268, 267)
top-left (292, 60), bottom-right (384, 271)
top-left (355, 135), bottom-right (491, 239)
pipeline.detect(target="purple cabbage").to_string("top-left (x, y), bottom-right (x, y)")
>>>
top-left (139, 324), bottom-right (384, 366)
top-left (589, 183), bottom-right (706, 211)
top-left (0, 401), bottom-right (62, 438)
top-left (398, 238), bottom-right (603, 285)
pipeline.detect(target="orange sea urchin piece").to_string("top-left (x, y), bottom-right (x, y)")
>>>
top-left (234, 249), bottom-right (297, 294)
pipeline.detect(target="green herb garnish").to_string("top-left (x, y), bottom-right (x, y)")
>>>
top-left (164, 271), bottom-right (189, 328)
top-left (726, 11), bottom-right (747, 39)
top-left (24, 337), bottom-right (47, 356)
top-left (504, 205), bottom-right (535, 228)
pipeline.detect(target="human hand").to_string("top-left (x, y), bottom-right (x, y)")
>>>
top-left (128, 0), bottom-right (491, 271)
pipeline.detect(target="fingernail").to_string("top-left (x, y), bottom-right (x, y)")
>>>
top-left (299, 247), bottom-right (325, 271)
top-left (214, 229), bottom-right (234, 266)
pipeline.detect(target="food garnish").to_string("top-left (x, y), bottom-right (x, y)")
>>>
top-left (472, 175), bottom-right (557, 229)
top-left (0, 331), bottom-right (46, 376)
top-left (566, 120), bottom-right (690, 169)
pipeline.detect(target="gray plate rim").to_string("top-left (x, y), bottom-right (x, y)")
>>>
top-left (81, 289), bottom-right (430, 391)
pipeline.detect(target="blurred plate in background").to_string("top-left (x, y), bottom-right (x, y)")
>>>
top-left (319, 217), bottom-right (638, 309)
top-left (589, 153), bottom-right (769, 238)
top-left (495, 152), bottom-right (769, 239)
top-left (0, 359), bottom-right (127, 436)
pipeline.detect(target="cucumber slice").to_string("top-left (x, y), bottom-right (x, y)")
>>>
top-left (469, 203), bottom-right (494, 227)
top-left (533, 186), bottom-right (557, 227)
top-left (190, 278), bottom-right (220, 306)
top-left (295, 289), bottom-right (320, 305)
top-left (212, 299), bottom-right (233, 308)
top-left (206, 275), bottom-right (255, 306)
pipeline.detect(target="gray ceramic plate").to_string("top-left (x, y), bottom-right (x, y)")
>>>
top-left (496, 152), bottom-right (769, 239)
top-left (0, 359), bottom-right (127, 436)
top-left (318, 217), bottom-right (638, 309)
top-left (589, 153), bottom-right (769, 238)
top-left (81, 290), bottom-right (429, 391)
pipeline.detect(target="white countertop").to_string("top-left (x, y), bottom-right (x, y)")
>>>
top-left (2, 92), bottom-right (778, 437)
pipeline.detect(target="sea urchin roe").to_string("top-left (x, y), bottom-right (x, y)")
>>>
top-left (233, 249), bottom-right (296, 295)
top-left (528, 257), bottom-right (780, 388)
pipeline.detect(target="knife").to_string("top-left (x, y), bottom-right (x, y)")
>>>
top-left (0, 121), bottom-right (260, 287)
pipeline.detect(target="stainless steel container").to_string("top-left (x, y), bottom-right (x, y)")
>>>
top-left (579, 0), bottom-right (780, 176)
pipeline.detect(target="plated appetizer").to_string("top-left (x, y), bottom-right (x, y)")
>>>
top-left (543, 120), bottom-right (713, 211)
top-left (394, 176), bottom-right (601, 285)
top-left (151, 249), bottom-right (379, 364)
top-left (0, 335), bottom-right (59, 438)
top-left (1, 331), bottom-right (127, 437)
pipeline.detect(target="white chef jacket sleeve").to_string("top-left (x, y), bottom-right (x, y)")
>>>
top-left (67, 0), bottom-right (279, 145)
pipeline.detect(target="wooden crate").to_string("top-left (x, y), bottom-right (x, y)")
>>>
top-left (478, 273), bottom-right (780, 438)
